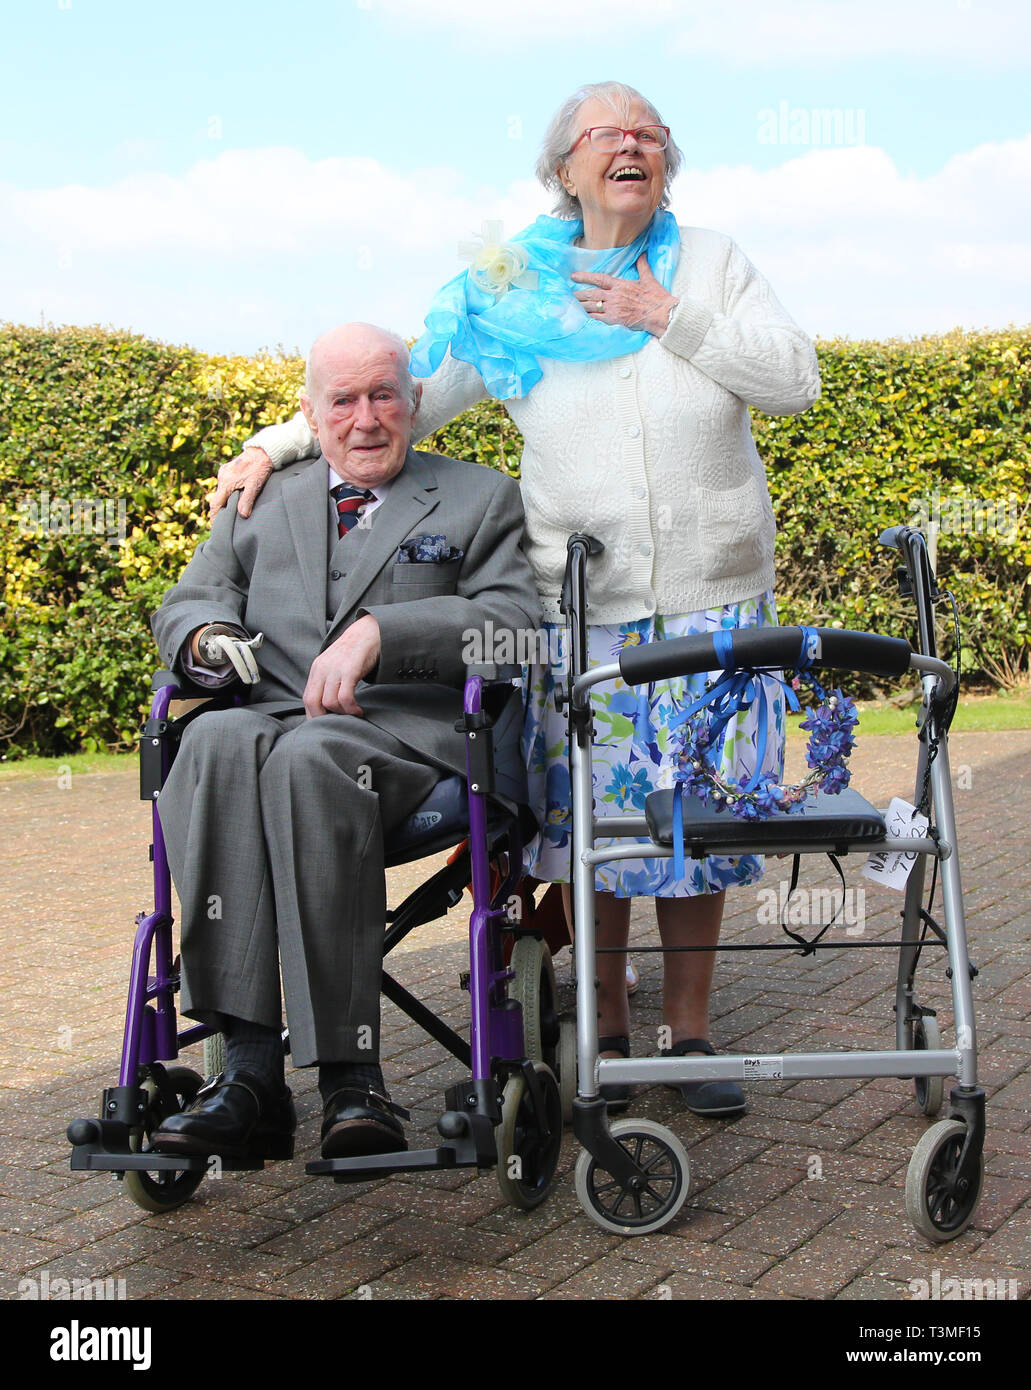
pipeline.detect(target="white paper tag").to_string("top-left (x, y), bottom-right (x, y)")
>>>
top-left (863, 797), bottom-right (929, 890)
top-left (742, 1056), bottom-right (783, 1080)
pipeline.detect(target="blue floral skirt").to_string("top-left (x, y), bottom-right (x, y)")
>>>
top-left (522, 593), bottom-right (786, 898)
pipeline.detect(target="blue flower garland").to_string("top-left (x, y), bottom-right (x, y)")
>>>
top-left (671, 670), bottom-right (860, 823)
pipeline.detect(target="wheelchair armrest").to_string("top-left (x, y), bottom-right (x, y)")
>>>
top-left (464, 663), bottom-right (524, 683)
top-left (150, 669), bottom-right (182, 693)
top-left (140, 670), bottom-right (244, 801)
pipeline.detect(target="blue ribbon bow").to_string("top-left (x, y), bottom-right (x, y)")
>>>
top-left (666, 628), bottom-right (820, 879)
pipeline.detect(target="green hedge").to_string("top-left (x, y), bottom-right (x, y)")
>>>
top-left (1, 322), bottom-right (1027, 756)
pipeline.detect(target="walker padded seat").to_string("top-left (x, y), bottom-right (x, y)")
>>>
top-left (644, 787), bottom-right (887, 857)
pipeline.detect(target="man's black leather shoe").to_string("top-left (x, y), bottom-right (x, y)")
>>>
top-left (152, 1070), bottom-right (295, 1160)
top-left (320, 1087), bottom-right (410, 1159)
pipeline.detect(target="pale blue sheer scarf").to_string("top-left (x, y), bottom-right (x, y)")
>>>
top-left (409, 210), bottom-right (681, 401)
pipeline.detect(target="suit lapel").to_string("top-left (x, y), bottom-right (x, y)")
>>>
top-left (326, 449), bottom-right (439, 642)
top-left (282, 458), bottom-right (330, 632)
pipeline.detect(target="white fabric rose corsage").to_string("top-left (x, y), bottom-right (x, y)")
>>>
top-left (459, 220), bottom-right (539, 298)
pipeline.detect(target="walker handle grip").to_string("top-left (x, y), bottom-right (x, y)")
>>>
top-left (617, 626), bottom-right (913, 686)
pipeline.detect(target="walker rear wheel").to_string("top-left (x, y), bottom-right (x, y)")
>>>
top-left (912, 1014), bottom-right (944, 1117)
top-left (575, 1119), bottom-right (690, 1236)
top-left (557, 1014), bottom-right (577, 1125)
top-left (905, 1118), bottom-right (984, 1243)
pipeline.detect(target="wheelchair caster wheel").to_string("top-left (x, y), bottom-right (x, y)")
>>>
top-left (495, 1063), bottom-right (562, 1211)
top-left (509, 937), bottom-right (559, 1068)
top-left (575, 1119), bottom-right (690, 1236)
top-left (905, 1118), bottom-right (984, 1243)
top-left (912, 1015), bottom-right (944, 1117)
top-left (124, 1067), bottom-right (206, 1213)
top-left (557, 1014), bottom-right (577, 1125)
top-left (202, 1032), bottom-right (226, 1080)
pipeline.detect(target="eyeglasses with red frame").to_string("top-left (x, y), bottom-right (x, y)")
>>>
top-left (567, 125), bottom-right (670, 155)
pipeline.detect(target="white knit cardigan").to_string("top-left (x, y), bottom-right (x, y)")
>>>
top-left (248, 226), bottom-right (820, 624)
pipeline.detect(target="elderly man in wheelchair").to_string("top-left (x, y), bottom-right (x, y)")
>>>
top-left (144, 322), bottom-right (541, 1166)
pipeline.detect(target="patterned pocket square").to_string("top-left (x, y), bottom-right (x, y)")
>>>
top-left (396, 534), bottom-right (464, 564)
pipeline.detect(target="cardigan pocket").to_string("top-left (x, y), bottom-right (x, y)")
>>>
top-left (695, 477), bottom-right (775, 582)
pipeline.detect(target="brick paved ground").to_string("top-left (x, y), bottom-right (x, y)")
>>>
top-left (1, 731), bottom-right (1029, 1301)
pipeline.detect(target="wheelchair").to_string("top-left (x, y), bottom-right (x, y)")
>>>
top-left (67, 664), bottom-right (570, 1214)
top-left (561, 524), bottom-right (986, 1242)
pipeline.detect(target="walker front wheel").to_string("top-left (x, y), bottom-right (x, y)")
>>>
top-left (574, 1119), bottom-right (690, 1236)
top-left (905, 1118), bottom-right (984, 1243)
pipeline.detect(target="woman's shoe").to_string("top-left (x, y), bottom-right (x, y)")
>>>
top-left (663, 1037), bottom-right (746, 1117)
top-left (625, 959), bottom-right (639, 996)
top-left (598, 1035), bottom-right (633, 1113)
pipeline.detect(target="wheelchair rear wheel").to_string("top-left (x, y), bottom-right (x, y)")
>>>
top-left (509, 937), bottom-right (560, 1070)
top-left (124, 1066), bottom-right (206, 1213)
top-left (495, 1063), bottom-right (562, 1211)
top-left (202, 1032), bottom-right (226, 1079)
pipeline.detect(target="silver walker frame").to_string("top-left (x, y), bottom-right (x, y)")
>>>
top-left (563, 525), bottom-right (986, 1239)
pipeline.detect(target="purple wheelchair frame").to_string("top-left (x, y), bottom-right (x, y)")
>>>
top-left (69, 667), bottom-right (556, 1188)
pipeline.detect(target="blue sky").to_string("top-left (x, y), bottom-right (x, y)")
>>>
top-left (2, 0), bottom-right (1029, 353)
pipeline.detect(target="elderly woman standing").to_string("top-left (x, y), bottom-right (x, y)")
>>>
top-left (213, 81), bottom-right (820, 1115)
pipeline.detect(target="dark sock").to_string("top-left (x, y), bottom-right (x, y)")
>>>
top-left (223, 1019), bottom-right (284, 1088)
top-left (318, 1061), bottom-right (385, 1105)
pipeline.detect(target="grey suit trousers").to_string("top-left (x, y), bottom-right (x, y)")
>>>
top-left (158, 707), bottom-right (440, 1067)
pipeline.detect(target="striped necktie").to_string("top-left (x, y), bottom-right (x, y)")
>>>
top-left (330, 482), bottom-right (374, 539)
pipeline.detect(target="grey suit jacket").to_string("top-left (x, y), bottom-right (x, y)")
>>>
top-left (152, 448), bottom-right (543, 799)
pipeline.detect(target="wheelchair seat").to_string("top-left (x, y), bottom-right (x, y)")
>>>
top-left (384, 774), bottom-right (493, 866)
top-left (644, 787), bottom-right (886, 857)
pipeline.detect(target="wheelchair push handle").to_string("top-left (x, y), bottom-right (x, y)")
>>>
top-left (616, 625), bottom-right (914, 687)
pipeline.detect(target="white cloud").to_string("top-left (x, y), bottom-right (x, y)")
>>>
top-left (671, 134), bottom-right (1031, 337)
top-left (367, 0), bottom-right (1031, 64)
top-left (0, 135), bottom-right (1027, 355)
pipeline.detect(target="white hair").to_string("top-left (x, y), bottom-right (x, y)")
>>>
top-left (304, 325), bottom-right (418, 408)
top-left (535, 81), bottom-right (683, 220)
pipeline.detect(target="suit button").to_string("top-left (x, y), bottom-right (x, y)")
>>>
top-left (330, 568), bottom-right (342, 580)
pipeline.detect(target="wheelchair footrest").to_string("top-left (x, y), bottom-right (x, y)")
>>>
top-left (69, 1147), bottom-right (264, 1173)
top-left (306, 1145), bottom-right (482, 1183)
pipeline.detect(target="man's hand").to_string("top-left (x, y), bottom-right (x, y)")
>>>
top-left (208, 446), bottom-right (274, 519)
top-left (303, 615), bottom-right (381, 718)
top-left (571, 252), bottom-right (678, 337)
top-left (190, 624), bottom-right (264, 684)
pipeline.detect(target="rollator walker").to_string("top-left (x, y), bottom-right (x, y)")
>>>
top-left (561, 524), bottom-right (985, 1241)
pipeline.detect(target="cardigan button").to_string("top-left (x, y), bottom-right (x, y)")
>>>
top-left (633, 486), bottom-right (645, 499)
top-left (618, 366), bottom-right (632, 379)
top-left (627, 425), bottom-right (641, 438)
